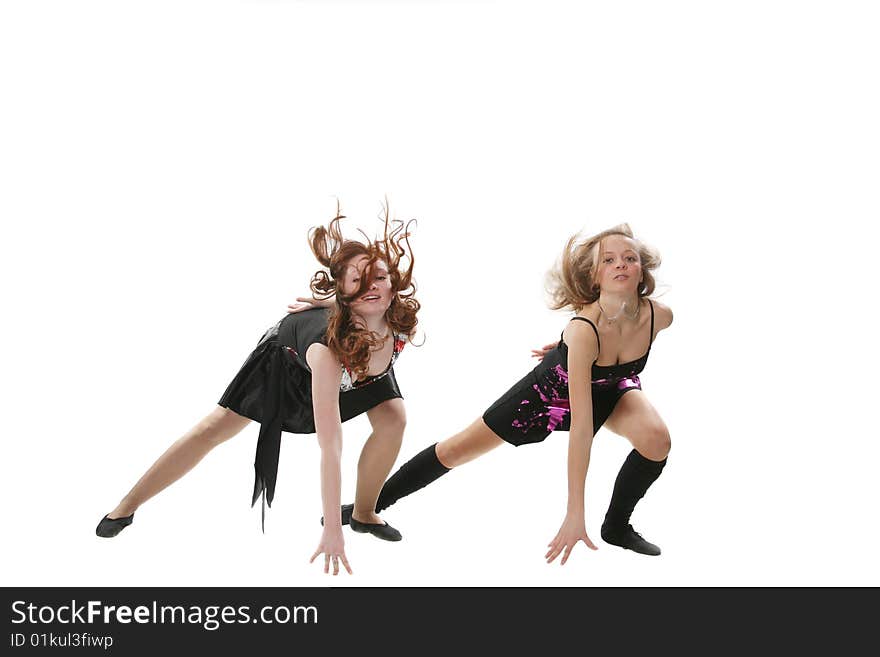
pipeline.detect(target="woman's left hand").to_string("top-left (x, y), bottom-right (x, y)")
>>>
top-left (530, 342), bottom-right (558, 360)
top-left (545, 513), bottom-right (597, 565)
top-left (288, 296), bottom-right (333, 314)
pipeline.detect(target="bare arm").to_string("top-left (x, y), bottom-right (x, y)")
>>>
top-left (305, 343), bottom-right (352, 575)
top-left (652, 300), bottom-right (673, 335)
top-left (564, 321), bottom-right (598, 516)
top-left (288, 296), bottom-right (335, 314)
top-left (545, 320), bottom-right (600, 565)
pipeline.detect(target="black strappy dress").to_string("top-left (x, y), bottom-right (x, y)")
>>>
top-left (483, 300), bottom-right (655, 446)
top-left (218, 307), bottom-right (405, 527)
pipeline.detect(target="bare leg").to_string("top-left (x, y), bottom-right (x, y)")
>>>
top-left (602, 390), bottom-right (671, 460)
top-left (435, 417), bottom-right (505, 469)
top-left (352, 398), bottom-right (406, 524)
top-left (106, 406), bottom-right (251, 518)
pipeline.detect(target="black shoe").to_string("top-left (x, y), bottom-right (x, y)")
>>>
top-left (96, 513), bottom-right (134, 538)
top-left (320, 503), bottom-right (353, 527)
top-left (601, 523), bottom-right (661, 556)
top-left (349, 517), bottom-right (402, 542)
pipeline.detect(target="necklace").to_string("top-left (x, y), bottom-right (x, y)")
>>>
top-left (597, 298), bottom-right (640, 323)
top-left (372, 328), bottom-right (391, 343)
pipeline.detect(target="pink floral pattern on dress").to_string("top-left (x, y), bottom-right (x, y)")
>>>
top-left (512, 364), bottom-right (571, 433)
top-left (511, 365), bottom-right (642, 434)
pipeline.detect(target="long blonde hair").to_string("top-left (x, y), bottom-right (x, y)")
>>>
top-left (546, 224), bottom-right (661, 311)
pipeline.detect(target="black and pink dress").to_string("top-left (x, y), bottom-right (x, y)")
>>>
top-left (218, 307), bottom-right (405, 527)
top-left (483, 300), bottom-right (655, 446)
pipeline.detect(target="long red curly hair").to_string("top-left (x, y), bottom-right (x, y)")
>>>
top-left (307, 203), bottom-right (419, 379)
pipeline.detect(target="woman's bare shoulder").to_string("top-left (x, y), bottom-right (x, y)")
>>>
top-left (305, 342), bottom-right (338, 372)
top-left (649, 298), bottom-right (673, 331)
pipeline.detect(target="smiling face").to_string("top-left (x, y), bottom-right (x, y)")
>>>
top-left (595, 234), bottom-right (643, 294)
top-left (339, 254), bottom-right (393, 317)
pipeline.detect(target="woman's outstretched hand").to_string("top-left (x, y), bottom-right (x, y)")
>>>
top-left (530, 342), bottom-right (559, 360)
top-left (288, 296), bottom-right (334, 314)
top-left (310, 528), bottom-right (353, 575)
top-left (545, 513), bottom-right (597, 565)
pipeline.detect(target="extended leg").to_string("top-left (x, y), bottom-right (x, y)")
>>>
top-left (373, 417), bottom-right (504, 513)
top-left (325, 418), bottom-right (506, 528)
top-left (97, 407), bottom-right (251, 537)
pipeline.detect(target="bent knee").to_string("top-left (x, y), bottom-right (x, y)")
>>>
top-left (637, 425), bottom-right (671, 461)
top-left (387, 412), bottom-right (407, 436)
top-left (375, 401), bottom-right (407, 436)
top-left (435, 440), bottom-right (459, 468)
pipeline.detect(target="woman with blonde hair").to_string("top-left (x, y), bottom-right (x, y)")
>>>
top-left (327, 224), bottom-right (672, 562)
top-left (95, 205), bottom-right (420, 575)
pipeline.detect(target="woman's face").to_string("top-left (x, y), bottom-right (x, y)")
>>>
top-left (340, 255), bottom-right (393, 316)
top-left (595, 235), bottom-right (642, 294)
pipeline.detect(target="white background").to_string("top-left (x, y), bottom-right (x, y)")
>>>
top-left (2, 0), bottom-right (878, 587)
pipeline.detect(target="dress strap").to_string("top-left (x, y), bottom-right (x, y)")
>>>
top-left (569, 316), bottom-right (601, 350)
top-left (647, 299), bottom-right (655, 347)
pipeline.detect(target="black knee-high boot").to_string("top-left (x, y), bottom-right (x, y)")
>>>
top-left (375, 443), bottom-right (451, 513)
top-left (601, 449), bottom-right (667, 556)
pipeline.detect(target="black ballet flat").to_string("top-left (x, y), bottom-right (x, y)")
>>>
top-left (320, 503), bottom-right (354, 527)
top-left (95, 513), bottom-right (134, 538)
top-left (349, 517), bottom-right (402, 542)
top-left (600, 523), bottom-right (661, 556)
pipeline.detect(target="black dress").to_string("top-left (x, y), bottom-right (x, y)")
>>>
top-left (218, 308), bottom-right (405, 529)
top-left (483, 300), bottom-right (655, 446)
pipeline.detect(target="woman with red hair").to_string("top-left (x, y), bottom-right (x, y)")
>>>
top-left (96, 205), bottom-right (420, 576)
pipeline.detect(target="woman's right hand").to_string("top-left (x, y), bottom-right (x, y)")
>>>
top-left (309, 528), bottom-right (352, 575)
top-left (287, 296), bottom-right (334, 314)
top-left (530, 341), bottom-right (559, 360)
top-left (545, 513), bottom-right (597, 565)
